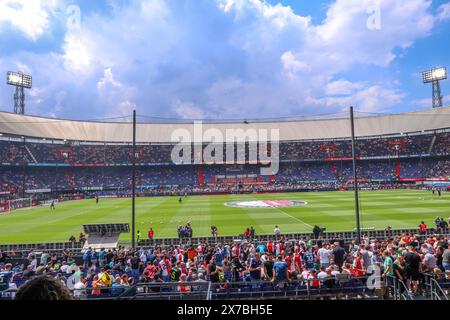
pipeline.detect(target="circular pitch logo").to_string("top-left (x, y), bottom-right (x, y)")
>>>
top-left (224, 200), bottom-right (307, 208)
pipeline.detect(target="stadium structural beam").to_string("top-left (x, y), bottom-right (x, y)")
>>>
top-left (131, 110), bottom-right (136, 249)
top-left (432, 80), bottom-right (443, 108)
top-left (350, 106), bottom-right (362, 243)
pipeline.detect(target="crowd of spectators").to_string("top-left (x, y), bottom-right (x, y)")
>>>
top-left (1, 231), bottom-right (449, 300)
top-left (2, 158), bottom-right (450, 201)
top-left (1, 131), bottom-right (450, 165)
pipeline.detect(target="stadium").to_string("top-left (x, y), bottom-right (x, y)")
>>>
top-left (1, 107), bottom-right (449, 300)
top-left (0, 0), bottom-right (449, 305)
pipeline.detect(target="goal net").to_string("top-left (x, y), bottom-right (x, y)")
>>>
top-left (0, 198), bottom-right (33, 214)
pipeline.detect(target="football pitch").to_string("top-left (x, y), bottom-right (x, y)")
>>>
top-left (0, 190), bottom-right (448, 245)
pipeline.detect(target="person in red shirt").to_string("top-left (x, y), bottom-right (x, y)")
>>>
top-left (308, 270), bottom-right (320, 288)
top-left (293, 250), bottom-right (302, 273)
top-left (284, 254), bottom-right (292, 274)
top-left (187, 246), bottom-right (197, 261)
top-left (267, 240), bottom-right (273, 254)
top-left (352, 251), bottom-right (365, 277)
top-left (148, 228), bottom-right (154, 241)
top-left (144, 261), bottom-right (157, 280)
top-left (399, 233), bottom-right (410, 245)
top-left (178, 274), bottom-right (190, 293)
top-left (419, 221), bottom-right (427, 235)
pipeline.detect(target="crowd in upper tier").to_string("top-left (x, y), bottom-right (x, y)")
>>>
top-left (1, 230), bottom-right (449, 300)
top-left (1, 132), bottom-right (450, 165)
top-left (1, 159), bottom-right (450, 197)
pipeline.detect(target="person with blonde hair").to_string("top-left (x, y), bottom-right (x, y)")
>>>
top-left (91, 275), bottom-right (105, 296)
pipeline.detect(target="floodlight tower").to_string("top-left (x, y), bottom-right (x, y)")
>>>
top-left (6, 71), bottom-right (32, 114)
top-left (422, 67), bottom-right (447, 108)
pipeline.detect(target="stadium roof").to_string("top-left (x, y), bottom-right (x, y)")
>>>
top-left (1, 107), bottom-right (450, 143)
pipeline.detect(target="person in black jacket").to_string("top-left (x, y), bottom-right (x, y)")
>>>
top-left (231, 256), bottom-right (245, 284)
top-left (313, 225), bottom-right (323, 239)
top-left (0, 250), bottom-right (10, 264)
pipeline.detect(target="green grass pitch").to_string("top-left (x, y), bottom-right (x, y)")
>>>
top-left (0, 190), bottom-right (448, 245)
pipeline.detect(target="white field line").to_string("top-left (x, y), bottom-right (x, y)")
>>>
top-left (247, 196), bottom-right (314, 229)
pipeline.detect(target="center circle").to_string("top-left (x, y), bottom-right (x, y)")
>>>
top-left (224, 200), bottom-right (308, 208)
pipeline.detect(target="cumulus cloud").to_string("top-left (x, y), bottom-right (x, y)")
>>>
top-left (0, 0), bottom-right (59, 41)
top-left (97, 68), bottom-right (122, 90)
top-left (173, 100), bottom-right (206, 119)
top-left (325, 80), bottom-right (364, 96)
top-left (309, 83), bottom-right (405, 113)
top-left (0, 0), bottom-right (446, 120)
top-left (437, 2), bottom-right (450, 21)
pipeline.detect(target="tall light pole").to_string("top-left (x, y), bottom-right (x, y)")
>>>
top-left (350, 106), bottom-right (361, 244)
top-left (7, 71), bottom-right (32, 114)
top-left (131, 110), bottom-right (137, 249)
top-left (422, 67), bottom-right (447, 108)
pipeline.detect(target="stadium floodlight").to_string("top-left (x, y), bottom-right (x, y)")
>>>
top-left (422, 67), bottom-right (447, 83)
top-left (422, 67), bottom-right (447, 108)
top-left (7, 71), bottom-right (33, 89)
top-left (6, 71), bottom-right (33, 114)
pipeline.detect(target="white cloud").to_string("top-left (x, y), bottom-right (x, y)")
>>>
top-left (309, 84), bottom-right (405, 113)
top-left (281, 51), bottom-right (311, 79)
top-left (305, 0), bottom-right (434, 70)
top-left (173, 100), bottom-right (205, 119)
top-left (437, 2), bottom-right (450, 21)
top-left (63, 33), bottom-right (93, 76)
top-left (97, 68), bottom-right (122, 90)
top-left (0, 0), bottom-right (446, 119)
top-left (115, 100), bottom-right (137, 117)
top-left (325, 80), bottom-right (364, 96)
top-left (0, 0), bottom-right (59, 41)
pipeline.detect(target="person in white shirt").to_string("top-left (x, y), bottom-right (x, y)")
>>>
top-left (60, 261), bottom-right (68, 274)
top-left (301, 269), bottom-right (310, 280)
top-left (330, 265), bottom-right (340, 276)
top-left (67, 263), bottom-right (79, 275)
top-left (29, 257), bottom-right (38, 271)
top-left (274, 226), bottom-right (281, 239)
top-left (73, 276), bottom-right (87, 299)
top-left (318, 244), bottom-right (332, 268)
top-left (140, 251), bottom-right (147, 265)
top-left (317, 267), bottom-right (328, 280)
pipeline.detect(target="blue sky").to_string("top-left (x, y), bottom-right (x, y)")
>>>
top-left (0, 0), bottom-right (449, 120)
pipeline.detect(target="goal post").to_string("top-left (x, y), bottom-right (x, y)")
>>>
top-left (0, 198), bottom-right (33, 214)
top-left (10, 198), bottom-right (33, 212)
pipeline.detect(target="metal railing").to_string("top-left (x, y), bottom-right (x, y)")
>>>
top-left (422, 273), bottom-right (449, 301)
top-left (387, 276), bottom-right (414, 300)
top-left (112, 276), bottom-right (378, 301)
top-left (2, 228), bottom-right (445, 254)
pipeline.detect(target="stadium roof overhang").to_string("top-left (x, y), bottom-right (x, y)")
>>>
top-left (0, 106), bottom-right (450, 143)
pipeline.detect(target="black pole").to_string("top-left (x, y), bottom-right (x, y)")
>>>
top-left (350, 106), bottom-right (361, 244)
top-left (132, 110), bottom-right (137, 249)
